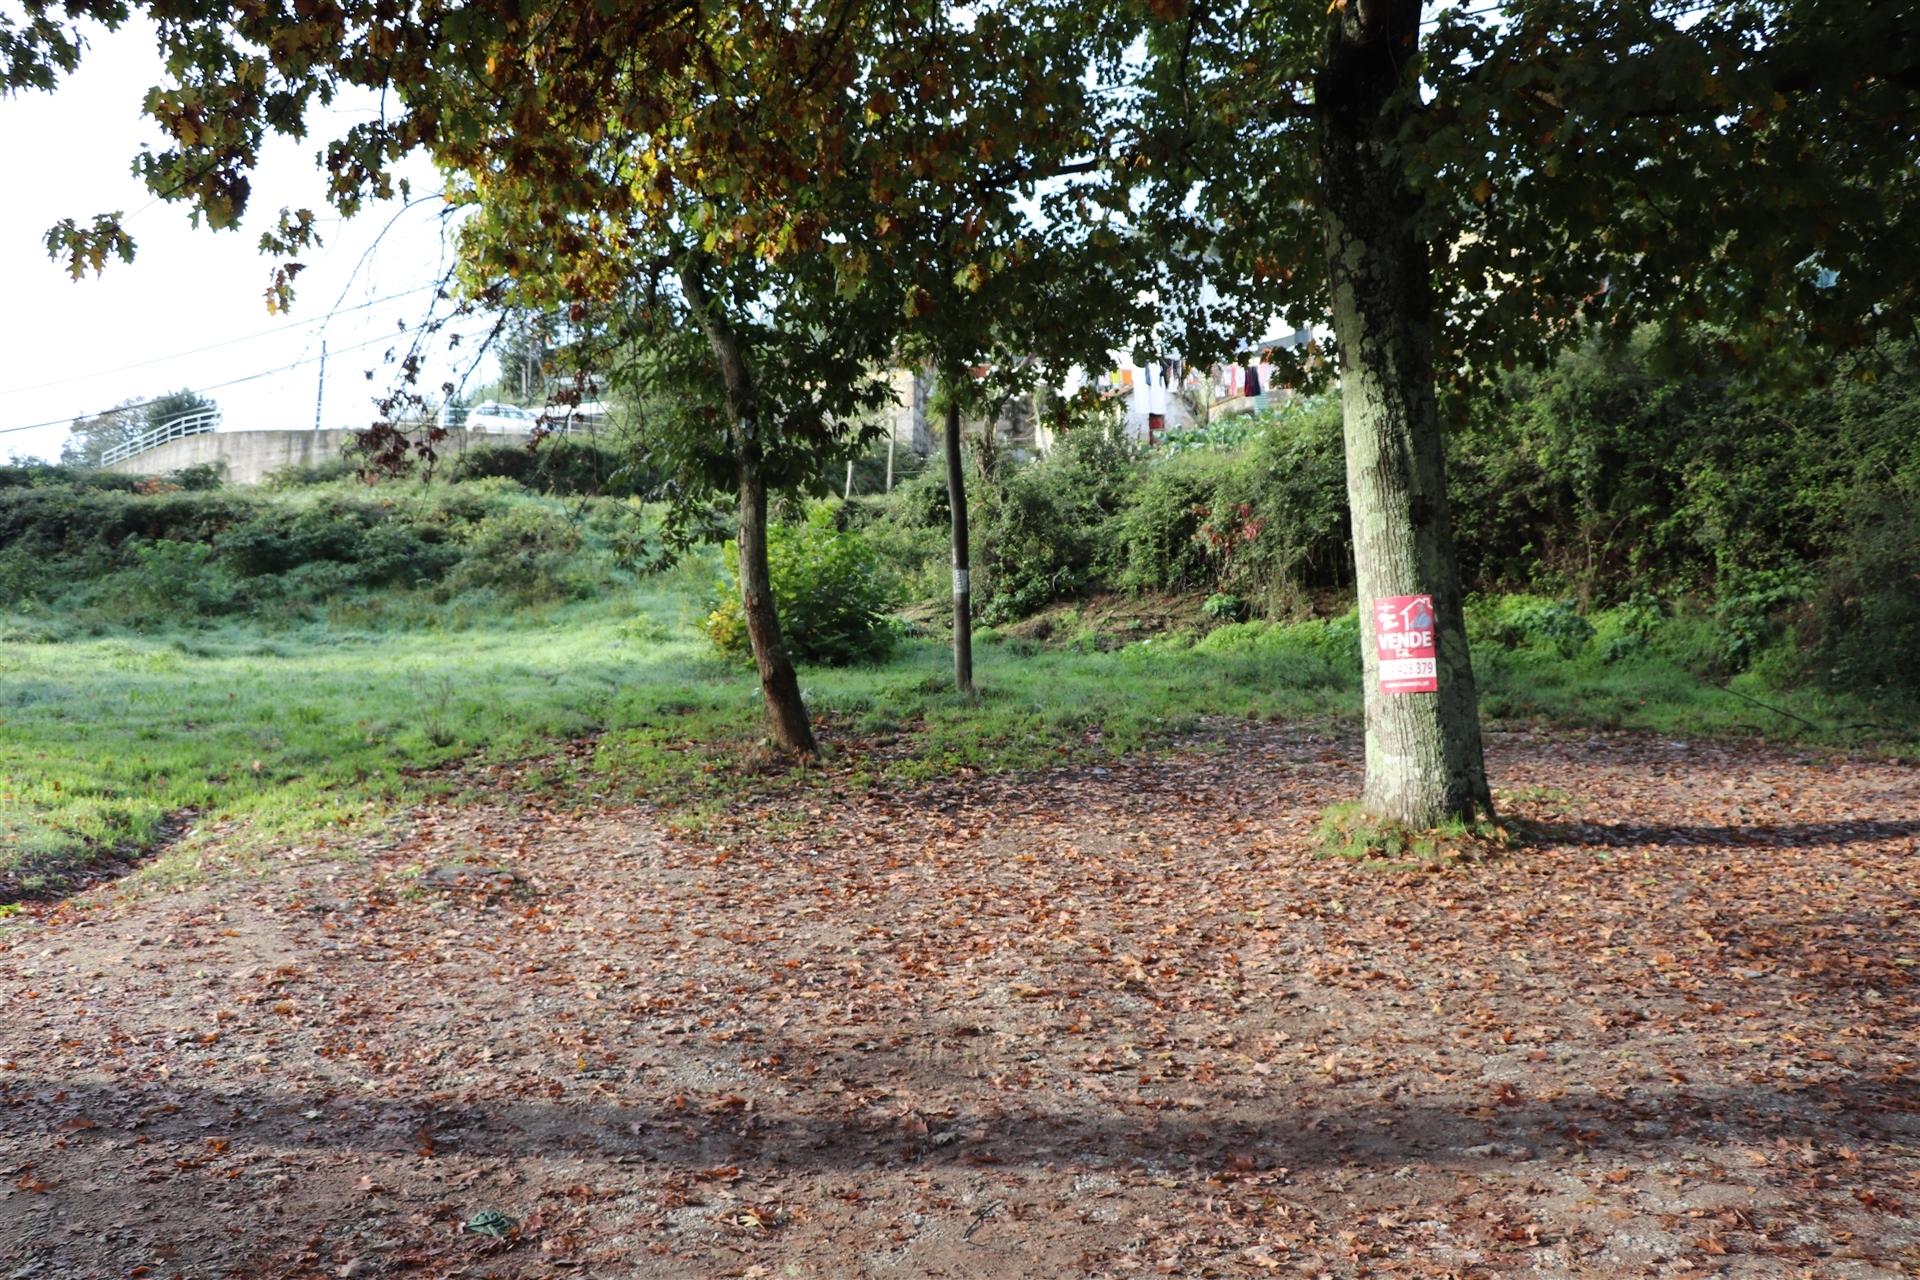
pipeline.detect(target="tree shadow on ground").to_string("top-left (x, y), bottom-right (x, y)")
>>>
top-left (5, 1073), bottom-right (1914, 1176)
top-left (1527, 818), bottom-right (1920, 850)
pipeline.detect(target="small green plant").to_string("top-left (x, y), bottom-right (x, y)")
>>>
top-left (1597, 592), bottom-right (1665, 662)
top-left (973, 464), bottom-right (1096, 623)
top-left (1807, 492), bottom-right (1920, 696)
top-left (1485, 596), bottom-right (1595, 658)
top-left (166, 462), bottom-right (226, 491)
top-left (1714, 565), bottom-right (1813, 672)
top-left (1316, 802), bottom-right (1508, 870)
top-left (117, 539), bottom-right (244, 620)
top-left (704, 501), bottom-right (899, 666)
top-left (1202, 592), bottom-right (1248, 623)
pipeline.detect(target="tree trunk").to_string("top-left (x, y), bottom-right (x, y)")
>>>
top-left (1318, 0), bottom-right (1493, 826)
top-left (736, 459), bottom-right (817, 755)
top-left (943, 392), bottom-right (974, 694)
top-left (680, 257), bottom-right (817, 757)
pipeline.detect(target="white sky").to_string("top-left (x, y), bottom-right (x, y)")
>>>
top-left (0, 16), bottom-right (500, 462)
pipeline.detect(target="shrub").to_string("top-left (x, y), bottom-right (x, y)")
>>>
top-left (445, 438), bottom-right (655, 496)
top-left (974, 464), bottom-right (1096, 623)
top-left (1107, 399), bottom-right (1348, 614)
top-left (166, 462), bottom-right (226, 491)
top-left (966, 420), bottom-right (1136, 622)
top-left (881, 467), bottom-right (951, 529)
top-left (443, 504), bottom-right (589, 602)
top-left (100, 539), bottom-right (244, 621)
top-left (1202, 592), bottom-right (1247, 622)
top-left (1713, 565), bottom-right (1812, 672)
top-left (1241, 397), bottom-right (1351, 597)
top-left (1108, 451), bottom-right (1236, 595)
top-left (1480, 596), bottom-right (1596, 658)
top-left (1048, 415), bottom-right (1139, 512)
top-left (216, 501), bottom-right (376, 576)
top-left (705, 502), bottom-right (898, 665)
top-left (262, 458), bottom-right (358, 488)
top-left (0, 465), bottom-right (141, 492)
top-left (1595, 593), bottom-right (1665, 663)
top-left (0, 476), bottom-right (655, 628)
top-left (1806, 493), bottom-right (1920, 696)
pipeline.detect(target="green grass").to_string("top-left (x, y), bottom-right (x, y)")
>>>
top-left (1469, 599), bottom-right (1916, 743)
top-left (0, 569), bottom-right (1357, 892)
top-left (2, 540), bottom-right (1911, 897)
top-left (1316, 801), bottom-right (1509, 871)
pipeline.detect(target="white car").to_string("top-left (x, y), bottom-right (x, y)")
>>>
top-left (440, 401), bottom-right (539, 433)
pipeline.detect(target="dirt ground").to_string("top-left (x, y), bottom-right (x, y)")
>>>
top-left (3, 724), bottom-right (1918, 1279)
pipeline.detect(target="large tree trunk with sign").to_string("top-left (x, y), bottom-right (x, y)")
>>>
top-left (1318, 0), bottom-right (1493, 826)
top-left (681, 257), bottom-right (818, 758)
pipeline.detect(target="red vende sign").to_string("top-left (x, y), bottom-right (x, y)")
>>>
top-left (1373, 594), bottom-right (1438, 694)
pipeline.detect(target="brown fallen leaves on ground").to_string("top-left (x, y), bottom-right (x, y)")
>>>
top-left (1, 724), bottom-right (1917, 1279)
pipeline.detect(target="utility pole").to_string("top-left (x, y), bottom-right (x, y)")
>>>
top-left (313, 340), bottom-right (327, 431)
top-left (943, 393), bottom-right (973, 694)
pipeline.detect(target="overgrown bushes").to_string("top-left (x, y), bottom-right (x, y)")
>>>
top-left (1805, 493), bottom-right (1920, 695)
top-left (954, 398), bottom-right (1351, 624)
top-left (0, 477), bottom-right (635, 627)
top-left (443, 438), bottom-right (657, 497)
top-left (856, 331), bottom-right (1918, 698)
top-left (4, 328), bottom-right (1912, 699)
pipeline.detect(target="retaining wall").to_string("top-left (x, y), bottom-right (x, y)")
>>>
top-left (102, 429), bottom-right (537, 486)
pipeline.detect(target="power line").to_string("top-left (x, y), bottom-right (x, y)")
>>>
top-left (0, 284), bottom-right (439, 398)
top-left (0, 321), bottom-right (495, 437)
top-left (291, 193), bottom-right (457, 373)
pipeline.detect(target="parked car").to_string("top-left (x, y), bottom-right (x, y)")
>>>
top-left (466, 401), bottom-right (538, 433)
top-left (438, 401), bottom-right (539, 433)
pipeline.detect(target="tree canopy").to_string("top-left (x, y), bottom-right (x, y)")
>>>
top-left (14, 2), bottom-right (1911, 370)
top-left (1140, 0), bottom-right (1919, 380)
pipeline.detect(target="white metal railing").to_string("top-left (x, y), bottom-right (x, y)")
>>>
top-left (99, 407), bottom-right (222, 466)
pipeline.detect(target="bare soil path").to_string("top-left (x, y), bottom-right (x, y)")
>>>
top-left (3, 726), bottom-right (1917, 1279)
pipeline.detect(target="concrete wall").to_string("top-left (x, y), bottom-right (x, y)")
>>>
top-left (102, 428), bottom-right (537, 487)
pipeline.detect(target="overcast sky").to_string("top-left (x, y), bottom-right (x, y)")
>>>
top-left (0, 15), bottom-right (500, 462)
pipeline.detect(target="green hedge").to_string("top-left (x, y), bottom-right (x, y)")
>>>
top-left (0, 479), bottom-right (635, 628)
top-left (864, 332), bottom-right (1919, 697)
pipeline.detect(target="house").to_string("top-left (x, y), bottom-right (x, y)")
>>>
top-left (873, 324), bottom-right (1317, 461)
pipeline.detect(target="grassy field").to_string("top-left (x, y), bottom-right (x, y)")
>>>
top-left (0, 556), bottom-right (1344, 893)
top-left (2, 532), bottom-right (1910, 901)
top-left (0, 471), bottom-right (1908, 896)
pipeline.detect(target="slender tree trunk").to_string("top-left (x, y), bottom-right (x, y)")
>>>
top-left (943, 391), bottom-right (974, 694)
top-left (1318, 0), bottom-right (1493, 826)
top-left (736, 458), bottom-right (817, 755)
top-left (680, 257), bottom-right (817, 757)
